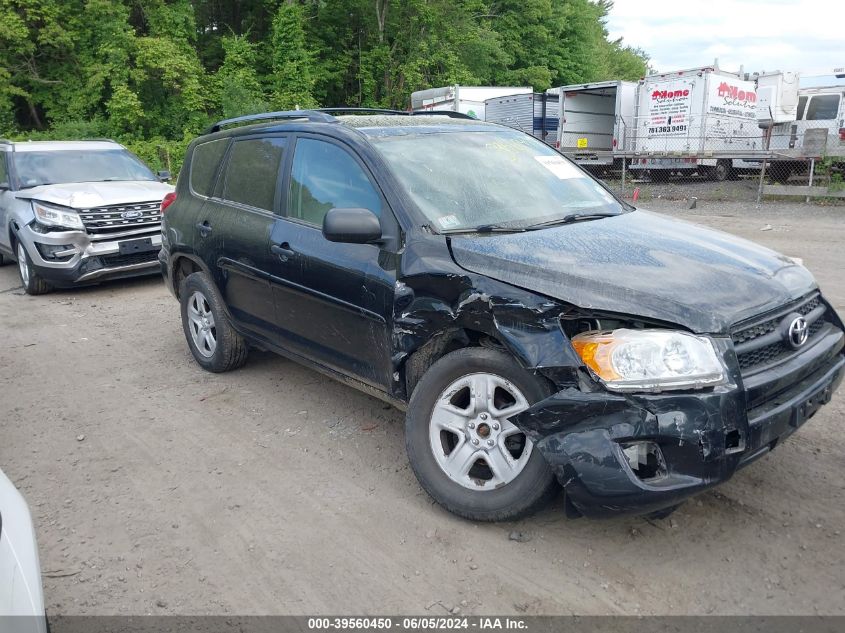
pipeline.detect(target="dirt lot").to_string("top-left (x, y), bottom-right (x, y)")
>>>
top-left (1, 200), bottom-right (844, 617)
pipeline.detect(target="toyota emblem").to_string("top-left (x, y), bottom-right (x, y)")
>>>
top-left (786, 316), bottom-right (809, 349)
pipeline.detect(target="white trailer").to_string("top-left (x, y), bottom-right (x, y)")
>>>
top-left (410, 85), bottom-right (531, 120)
top-left (552, 80), bottom-right (637, 168)
top-left (483, 92), bottom-right (560, 144)
top-left (630, 66), bottom-right (763, 181)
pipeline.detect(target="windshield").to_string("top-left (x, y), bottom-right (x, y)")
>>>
top-left (14, 149), bottom-right (156, 188)
top-left (369, 129), bottom-right (624, 232)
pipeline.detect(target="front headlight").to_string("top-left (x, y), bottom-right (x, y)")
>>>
top-left (572, 329), bottom-right (726, 392)
top-left (32, 201), bottom-right (84, 230)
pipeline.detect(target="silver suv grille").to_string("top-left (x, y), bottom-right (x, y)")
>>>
top-left (78, 201), bottom-right (161, 236)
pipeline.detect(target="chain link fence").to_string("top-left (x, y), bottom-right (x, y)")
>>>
top-left (553, 114), bottom-right (845, 205)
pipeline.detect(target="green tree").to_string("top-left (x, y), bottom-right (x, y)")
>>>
top-left (216, 34), bottom-right (268, 118)
top-left (270, 1), bottom-right (317, 110)
top-left (0, 0), bottom-right (650, 156)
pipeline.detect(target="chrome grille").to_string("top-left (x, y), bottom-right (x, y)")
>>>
top-left (78, 201), bottom-right (161, 236)
top-left (732, 293), bottom-right (827, 373)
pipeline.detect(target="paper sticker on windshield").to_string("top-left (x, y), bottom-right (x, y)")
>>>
top-left (534, 155), bottom-right (585, 180)
top-left (436, 214), bottom-right (461, 229)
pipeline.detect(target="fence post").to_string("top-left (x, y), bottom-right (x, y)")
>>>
top-left (756, 158), bottom-right (767, 205)
top-left (806, 158), bottom-right (815, 204)
top-left (621, 156), bottom-right (626, 195)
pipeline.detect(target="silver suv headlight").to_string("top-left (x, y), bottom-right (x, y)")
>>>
top-left (32, 201), bottom-right (84, 230)
top-left (572, 328), bottom-right (726, 392)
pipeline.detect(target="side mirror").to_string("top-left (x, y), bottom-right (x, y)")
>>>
top-left (322, 208), bottom-right (382, 244)
top-left (157, 170), bottom-right (171, 182)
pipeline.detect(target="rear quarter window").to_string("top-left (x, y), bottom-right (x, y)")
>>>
top-left (190, 138), bottom-right (229, 197)
top-left (221, 137), bottom-right (287, 212)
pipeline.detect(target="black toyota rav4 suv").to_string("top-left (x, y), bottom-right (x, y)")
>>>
top-left (160, 109), bottom-right (844, 521)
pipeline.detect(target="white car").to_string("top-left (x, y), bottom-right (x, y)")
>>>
top-left (0, 468), bottom-right (46, 633)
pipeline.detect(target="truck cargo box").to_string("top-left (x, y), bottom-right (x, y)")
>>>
top-left (411, 85), bottom-right (531, 120)
top-left (552, 80), bottom-right (637, 166)
top-left (483, 92), bottom-right (559, 144)
top-left (633, 66), bottom-right (762, 157)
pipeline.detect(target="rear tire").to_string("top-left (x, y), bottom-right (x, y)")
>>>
top-left (405, 347), bottom-right (558, 522)
top-left (180, 272), bottom-right (248, 373)
top-left (15, 240), bottom-right (51, 295)
top-left (712, 160), bottom-right (731, 182)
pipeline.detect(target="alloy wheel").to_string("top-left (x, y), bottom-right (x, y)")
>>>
top-left (187, 291), bottom-right (217, 358)
top-left (17, 242), bottom-right (30, 287)
top-left (428, 372), bottom-right (533, 490)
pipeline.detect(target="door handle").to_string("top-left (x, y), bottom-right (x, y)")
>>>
top-left (270, 242), bottom-right (295, 260)
top-left (196, 221), bottom-right (212, 237)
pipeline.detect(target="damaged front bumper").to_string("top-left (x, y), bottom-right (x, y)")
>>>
top-left (17, 223), bottom-right (161, 287)
top-left (512, 332), bottom-right (845, 519)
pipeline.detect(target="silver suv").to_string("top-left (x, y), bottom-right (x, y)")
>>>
top-left (0, 139), bottom-right (174, 294)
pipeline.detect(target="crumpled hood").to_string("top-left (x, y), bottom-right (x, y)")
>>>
top-left (15, 180), bottom-right (174, 209)
top-left (448, 209), bottom-right (817, 334)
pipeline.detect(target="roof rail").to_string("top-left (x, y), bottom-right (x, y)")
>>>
top-left (410, 110), bottom-right (476, 120)
top-left (205, 110), bottom-right (337, 134)
top-left (320, 107), bottom-right (476, 121)
top-left (318, 107), bottom-right (409, 116)
top-left (205, 107), bottom-right (479, 135)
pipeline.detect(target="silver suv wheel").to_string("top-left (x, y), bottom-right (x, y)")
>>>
top-left (429, 372), bottom-right (533, 490)
top-left (186, 290), bottom-right (217, 358)
top-left (17, 242), bottom-right (30, 287)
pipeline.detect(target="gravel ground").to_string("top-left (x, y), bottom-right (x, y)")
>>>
top-left (0, 200), bottom-right (843, 617)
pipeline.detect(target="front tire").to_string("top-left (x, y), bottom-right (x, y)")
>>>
top-left (16, 240), bottom-right (51, 295)
top-left (180, 272), bottom-right (248, 373)
top-left (405, 347), bottom-right (558, 522)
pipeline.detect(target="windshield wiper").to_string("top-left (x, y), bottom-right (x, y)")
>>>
top-left (524, 212), bottom-right (618, 230)
top-left (441, 223), bottom-right (528, 235)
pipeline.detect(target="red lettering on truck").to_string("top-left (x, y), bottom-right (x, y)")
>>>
top-left (651, 89), bottom-right (690, 100)
top-left (716, 81), bottom-right (757, 104)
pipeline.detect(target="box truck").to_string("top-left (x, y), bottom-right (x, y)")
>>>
top-left (411, 85), bottom-right (531, 120)
top-left (630, 66), bottom-right (763, 181)
top-left (483, 92), bottom-right (560, 144)
top-left (552, 80), bottom-right (637, 169)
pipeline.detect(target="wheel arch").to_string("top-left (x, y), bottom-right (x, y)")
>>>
top-left (403, 327), bottom-right (497, 400)
top-left (170, 253), bottom-right (212, 301)
top-left (393, 272), bottom-right (583, 402)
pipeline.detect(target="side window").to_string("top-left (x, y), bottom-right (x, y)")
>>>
top-left (221, 137), bottom-right (286, 211)
top-left (288, 138), bottom-right (382, 227)
top-left (805, 95), bottom-right (840, 121)
top-left (190, 138), bottom-right (228, 197)
top-left (797, 96), bottom-right (808, 120)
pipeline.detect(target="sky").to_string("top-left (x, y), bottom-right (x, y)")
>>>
top-left (606, 0), bottom-right (844, 80)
